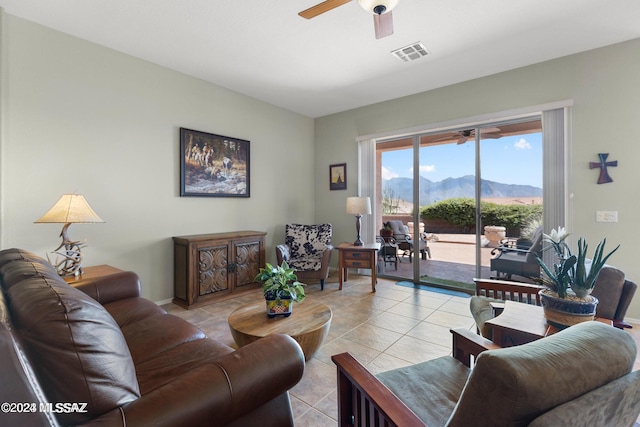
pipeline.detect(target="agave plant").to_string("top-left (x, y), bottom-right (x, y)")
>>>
top-left (537, 227), bottom-right (619, 299)
top-left (254, 261), bottom-right (306, 303)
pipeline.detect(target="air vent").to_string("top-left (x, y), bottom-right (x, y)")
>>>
top-left (391, 42), bottom-right (429, 62)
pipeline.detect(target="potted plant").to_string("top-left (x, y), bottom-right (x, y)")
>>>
top-left (254, 261), bottom-right (306, 318)
top-left (536, 227), bottom-right (619, 327)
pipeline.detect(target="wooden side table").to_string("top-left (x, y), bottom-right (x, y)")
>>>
top-left (63, 265), bottom-right (123, 284)
top-left (486, 300), bottom-right (613, 347)
top-left (336, 242), bottom-right (380, 292)
top-left (228, 300), bottom-right (332, 361)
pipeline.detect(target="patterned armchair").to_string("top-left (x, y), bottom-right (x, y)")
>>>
top-left (276, 224), bottom-right (333, 290)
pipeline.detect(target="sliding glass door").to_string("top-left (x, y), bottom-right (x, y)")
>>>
top-left (376, 118), bottom-right (543, 291)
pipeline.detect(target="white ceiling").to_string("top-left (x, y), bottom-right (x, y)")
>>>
top-left (2, 1), bottom-right (640, 118)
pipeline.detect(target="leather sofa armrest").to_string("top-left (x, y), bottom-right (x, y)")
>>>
top-left (120, 334), bottom-right (305, 427)
top-left (72, 271), bottom-right (142, 304)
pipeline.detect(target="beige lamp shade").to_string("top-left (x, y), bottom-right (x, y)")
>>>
top-left (35, 194), bottom-right (104, 224)
top-left (346, 197), bottom-right (372, 215)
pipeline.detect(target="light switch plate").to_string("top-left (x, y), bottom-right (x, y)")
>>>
top-left (596, 211), bottom-right (618, 222)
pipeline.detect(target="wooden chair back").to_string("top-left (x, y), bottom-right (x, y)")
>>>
top-left (474, 278), bottom-right (543, 305)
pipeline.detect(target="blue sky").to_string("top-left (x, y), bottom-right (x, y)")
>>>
top-left (381, 132), bottom-right (543, 187)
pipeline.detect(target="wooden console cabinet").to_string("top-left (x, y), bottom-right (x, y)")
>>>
top-left (173, 231), bottom-right (266, 309)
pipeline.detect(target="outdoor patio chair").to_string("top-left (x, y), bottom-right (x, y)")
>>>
top-left (376, 235), bottom-right (398, 271)
top-left (489, 226), bottom-right (543, 279)
top-left (333, 321), bottom-right (640, 427)
top-left (385, 220), bottom-right (431, 262)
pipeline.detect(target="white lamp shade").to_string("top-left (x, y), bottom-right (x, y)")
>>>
top-left (35, 194), bottom-right (104, 224)
top-left (346, 197), bottom-right (372, 215)
top-left (358, 0), bottom-right (399, 14)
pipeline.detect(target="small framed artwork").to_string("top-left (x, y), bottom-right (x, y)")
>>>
top-left (329, 163), bottom-right (347, 190)
top-left (180, 128), bottom-right (250, 197)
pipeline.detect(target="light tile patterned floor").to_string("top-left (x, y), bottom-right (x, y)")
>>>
top-left (162, 272), bottom-right (640, 427)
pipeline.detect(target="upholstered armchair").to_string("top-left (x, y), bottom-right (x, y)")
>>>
top-left (276, 224), bottom-right (333, 290)
top-left (333, 322), bottom-right (640, 427)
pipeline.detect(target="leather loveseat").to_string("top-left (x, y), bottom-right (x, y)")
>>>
top-left (0, 248), bottom-right (305, 427)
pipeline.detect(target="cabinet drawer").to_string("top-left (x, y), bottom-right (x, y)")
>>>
top-left (344, 259), bottom-right (373, 269)
top-left (344, 251), bottom-right (370, 261)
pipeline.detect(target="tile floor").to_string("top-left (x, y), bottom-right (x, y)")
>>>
top-left (162, 272), bottom-right (640, 427)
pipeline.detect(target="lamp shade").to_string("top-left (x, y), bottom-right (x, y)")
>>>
top-left (346, 197), bottom-right (372, 215)
top-left (35, 194), bottom-right (104, 224)
top-left (358, 0), bottom-right (399, 14)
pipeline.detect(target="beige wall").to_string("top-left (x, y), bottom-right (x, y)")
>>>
top-left (2, 10), bottom-right (640, 320)
top-left (0, 12), bottom-right (315, 303)
top-left (315, 39), bottom-right (640, 320)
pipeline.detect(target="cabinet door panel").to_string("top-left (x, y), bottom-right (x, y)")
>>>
top-left (234, 241), bottom-right (261, 288)
top-left (198, 245), bottom-right (229, 296)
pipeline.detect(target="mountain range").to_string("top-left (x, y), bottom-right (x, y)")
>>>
top-left (383, 175), bottom-right (542, 206)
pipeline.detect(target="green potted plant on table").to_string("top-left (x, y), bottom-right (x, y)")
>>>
top-left (255, 261), bottom-right (306, 318)
top-left (536, 227), bottom-right (619, 327)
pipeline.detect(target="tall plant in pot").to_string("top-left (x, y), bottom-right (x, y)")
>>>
top-left (536, 227), bottom-right (620, 327)
top-left (255, 261), bottom-right (306, 318)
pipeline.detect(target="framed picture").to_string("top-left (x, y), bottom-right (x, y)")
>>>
top-left (180, 128), bottom-right (250, 197)
top-left (330, 163), bottom-right (347, 190)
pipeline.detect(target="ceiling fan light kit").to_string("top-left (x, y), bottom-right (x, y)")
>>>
top-left (357, 0), bottom-right (399, 14)
top-left (299, 0), bottom-right (399, 39)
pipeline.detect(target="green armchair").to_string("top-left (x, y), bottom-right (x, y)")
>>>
top-left (333, 321), bottom-right (640, 427)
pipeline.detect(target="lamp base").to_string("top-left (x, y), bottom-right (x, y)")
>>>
top-left (353, 238), bottom-right (364, 246)
top-left (48, 223), bottom-right (87, 276)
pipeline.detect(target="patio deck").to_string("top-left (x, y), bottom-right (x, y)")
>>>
top-left (378, 234), bottom-right (498, 290)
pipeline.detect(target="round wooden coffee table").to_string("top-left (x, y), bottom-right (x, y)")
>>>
top-left (228, 300), bottom-right (332, 361)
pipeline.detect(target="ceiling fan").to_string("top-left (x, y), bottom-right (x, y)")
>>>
top-left (433, 128), bottom-right (503, 145)
top-left (299, 0), bottom-right (399, 39)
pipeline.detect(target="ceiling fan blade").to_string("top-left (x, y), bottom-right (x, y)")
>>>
top-left (299, 0), bottom-right (352, 19)
top-left (480, 127), bottom-right (501, 135)
top-left (374, 10), bottom-right (394, 39)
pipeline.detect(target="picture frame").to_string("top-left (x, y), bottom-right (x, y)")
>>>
top-left (180, 128), bottom-right (250, 197)
top-left (329, 163), bottom-right (347, 190)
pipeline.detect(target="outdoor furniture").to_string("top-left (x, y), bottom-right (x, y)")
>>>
top-left (276, 223), bottom-right (333, 290)
top-left (333, 321), bottom-right (640, 427)
top-left (489, 226), bottom-right (543, 279)
top-left (386, 220), bottom-right (431, 262)
top-left (377, 235), bottom-right (398, 271)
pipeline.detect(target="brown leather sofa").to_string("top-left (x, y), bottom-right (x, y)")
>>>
top-left (0, 248), bottom-right (305, 427)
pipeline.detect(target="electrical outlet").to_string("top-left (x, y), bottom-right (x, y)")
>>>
top-left (596, 211), bottom-right (618, 223)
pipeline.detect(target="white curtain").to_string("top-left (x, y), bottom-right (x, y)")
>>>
top-left (358, 139), bottom-right (376, 245)
top-left (542, 107), bottom-right (569, 266)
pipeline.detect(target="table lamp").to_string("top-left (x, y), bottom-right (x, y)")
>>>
top-left (346, 196), bottom-right (371, 246)
top-left (34, 194), bottom-right (104, 276)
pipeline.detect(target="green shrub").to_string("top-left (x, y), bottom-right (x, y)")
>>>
top-left (420, 198), bottom-right (542, 231)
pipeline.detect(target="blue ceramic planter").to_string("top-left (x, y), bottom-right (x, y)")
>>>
top-left (265, 294), bottom-right (293, 318)
top-left (539, 289), bottom-right (599, 328)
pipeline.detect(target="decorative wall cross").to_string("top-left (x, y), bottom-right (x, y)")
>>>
top-left (589, 153), bottom-right (617, 184)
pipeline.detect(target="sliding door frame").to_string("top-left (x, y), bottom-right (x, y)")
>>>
top-left (360, 101), bottom-right (572, 284)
